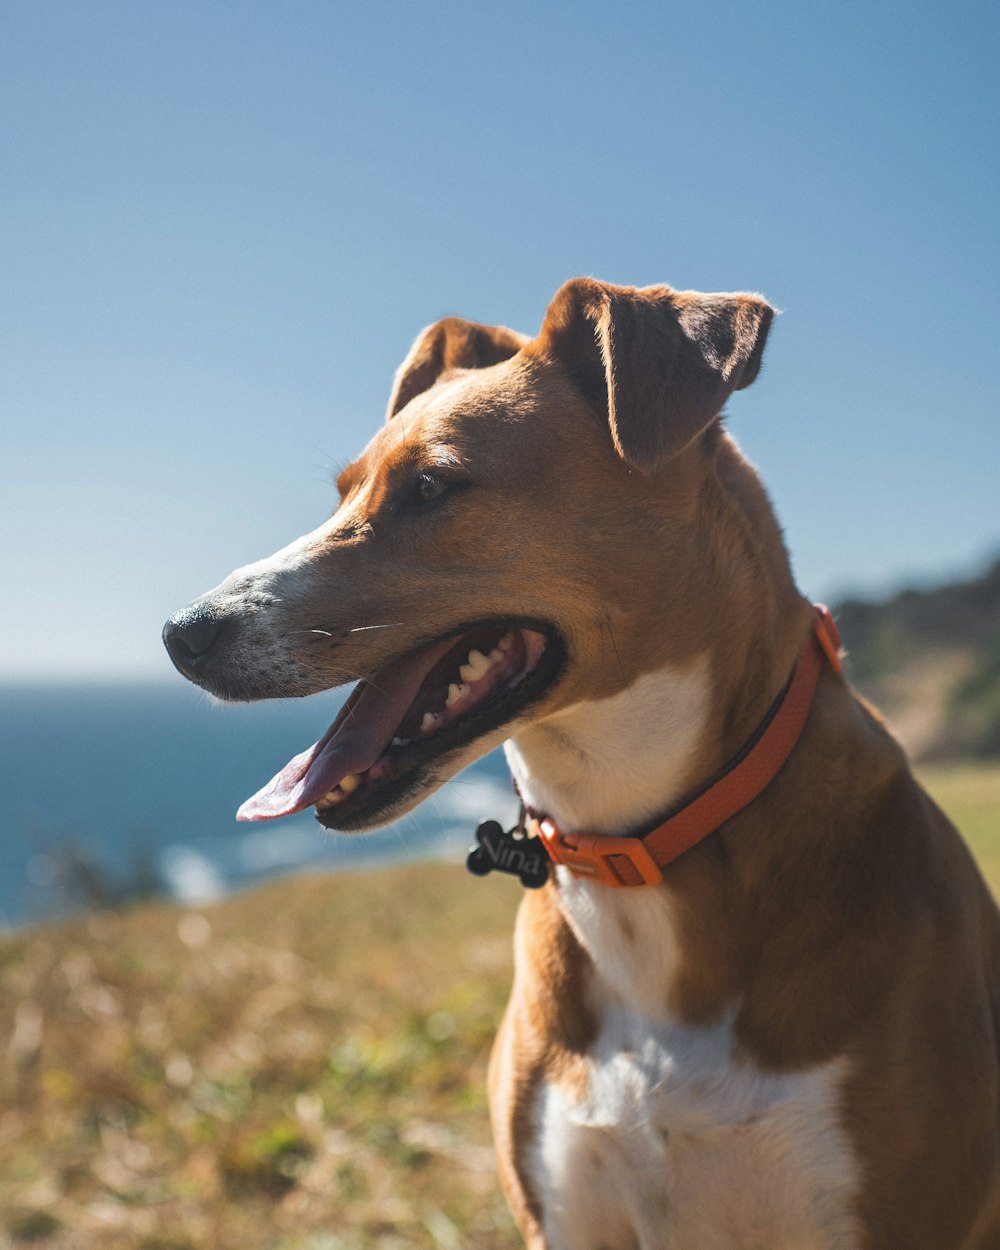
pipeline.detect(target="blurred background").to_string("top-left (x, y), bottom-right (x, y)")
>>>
top-left (1, 2), bottom-right (997, 1247)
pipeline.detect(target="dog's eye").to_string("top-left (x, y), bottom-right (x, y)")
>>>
top-left (415, 472), bottom-right (449, 505)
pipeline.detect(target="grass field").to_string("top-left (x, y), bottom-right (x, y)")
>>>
top-left (1, 764), bottom-right (997, 1249)
top-left (918, 762), bottom-right (1000, 885)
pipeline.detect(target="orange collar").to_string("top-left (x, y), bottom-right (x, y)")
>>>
top-left (528, 605), bottom-right (843, 888)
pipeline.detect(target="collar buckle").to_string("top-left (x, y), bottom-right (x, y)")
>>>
top-left (535, 819), bottom-right (664, 888)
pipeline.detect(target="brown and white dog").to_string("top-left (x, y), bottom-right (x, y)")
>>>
top-left (164, 278), bottom-right (1000, 1249)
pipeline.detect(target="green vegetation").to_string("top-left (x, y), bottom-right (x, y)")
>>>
top-left (836, 556), bottom-right (1000, 759)
top-left (1, 764), bottom-right (997, 1249)
top-left (950, 640), bottom-right (1000, 757)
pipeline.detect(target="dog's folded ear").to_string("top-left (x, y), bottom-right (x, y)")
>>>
top-left (535, 278), bottom-right (775, 473)
top-left (386, 317), bottom-right (529, 419)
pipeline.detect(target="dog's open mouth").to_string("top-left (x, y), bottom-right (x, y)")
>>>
top-left (237, 622), bottom-right (563, 827)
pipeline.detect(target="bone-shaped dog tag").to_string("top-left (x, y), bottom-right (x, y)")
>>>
top-left (466, 819), bottom-right (549, 889)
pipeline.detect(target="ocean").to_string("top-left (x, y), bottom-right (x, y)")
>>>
top-left (0, 681), bottom-right (519, 929)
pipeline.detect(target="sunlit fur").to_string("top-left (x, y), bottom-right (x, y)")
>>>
top-left (169, 280), bottom-right (1000, 1248)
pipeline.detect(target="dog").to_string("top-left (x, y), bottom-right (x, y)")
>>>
top-left (164, 278), bottom-right (1000, 1249)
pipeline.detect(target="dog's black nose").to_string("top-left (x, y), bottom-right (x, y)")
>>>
top-left (162, 612), bottom-right (224, 677)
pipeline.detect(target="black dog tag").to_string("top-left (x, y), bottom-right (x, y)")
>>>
top-left (466, 819), bottom-right (549, 889)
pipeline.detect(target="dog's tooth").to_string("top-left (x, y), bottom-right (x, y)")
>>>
top-left (421, 711), bottom-right (439, 733)
top-left (489, 648), bottom-right (504, 663)
top-left (498, 632), bottom-right (514, 652)
top-left (391, 736), bottom-right (408, 748)
top-left (446, 682), bottom-right (469, 707)
top-left (339, 773), bottom-right (361, 795)
top-left (460, 651), bottom-right (491, 682)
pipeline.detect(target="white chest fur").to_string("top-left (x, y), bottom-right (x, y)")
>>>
top-left (533, 1006), bottom-right (860, 1250)
top-left (504, 656), bottom-right (713, 837)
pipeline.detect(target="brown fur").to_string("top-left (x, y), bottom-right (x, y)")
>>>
top-left (383, 282), bottom-right (1000, 1247)
top-left (168, 278), bottom-right (1000, 1248)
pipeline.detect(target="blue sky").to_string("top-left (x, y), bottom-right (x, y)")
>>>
top-left (2, 0), bottom-right (998, 679)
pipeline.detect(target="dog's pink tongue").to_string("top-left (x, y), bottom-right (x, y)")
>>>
top-left (236, 638), bottom-right (455, 822)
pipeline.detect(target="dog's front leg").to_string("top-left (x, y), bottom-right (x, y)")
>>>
top-left (488, 1003), bottom-right (552, 1249)
top-left (489, 977), bottom-right (644, 1250)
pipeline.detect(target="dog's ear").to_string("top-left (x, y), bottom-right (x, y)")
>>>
top-left (386, 317), bottom-right (529, 419)
top-left (535, 278), bottom-right (775, 472)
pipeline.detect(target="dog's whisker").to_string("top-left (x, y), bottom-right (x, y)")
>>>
top-left (291, 622), bottom-right (405, 638)
top-left (288, 623), bottom-right (406, 645)
top-left (606, 620), bottom-right (633, 697)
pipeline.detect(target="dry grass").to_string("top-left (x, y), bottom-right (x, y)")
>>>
top-left (0, 866), bottom-right (523, 1249)
top-left (1, 764), bottom-right (997, 1249)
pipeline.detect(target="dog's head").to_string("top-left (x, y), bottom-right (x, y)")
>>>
top-left (163, 278), bottom-right (774, 830)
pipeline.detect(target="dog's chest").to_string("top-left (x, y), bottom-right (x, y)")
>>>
top-left (526, 876), bottom-right (860, 1250)
top-left (533, 1009), bottom-right (859, 1250)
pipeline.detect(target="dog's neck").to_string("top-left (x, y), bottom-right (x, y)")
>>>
top-left (506, 645), bottom-right (786, 1019)
top-left (504, 652), bottom-right (715, 838)
top-left (503, 656), bottom-right (720, 1017)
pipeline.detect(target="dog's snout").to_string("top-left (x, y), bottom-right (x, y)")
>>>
top-left (162, 612), bottom-right (225, 677)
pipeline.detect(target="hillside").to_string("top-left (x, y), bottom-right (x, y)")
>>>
top-left (836, 556), bottom-right (1000, 761)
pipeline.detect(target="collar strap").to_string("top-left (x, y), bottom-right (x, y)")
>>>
top-left (528, 604), bottom-right (843, 888)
